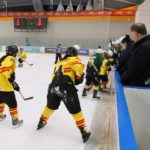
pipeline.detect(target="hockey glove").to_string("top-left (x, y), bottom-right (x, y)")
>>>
top-left (75, 73), bottom-right (84, 85)
top-left (8, 72), bottom-right (15, 83)
top-left (12, 82), bottom-right (20, 91)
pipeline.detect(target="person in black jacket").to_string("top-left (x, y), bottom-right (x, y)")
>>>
top-left (117, 35), bottom-right (134, 75)
top-left (121, 23), bottom-right (150, 86)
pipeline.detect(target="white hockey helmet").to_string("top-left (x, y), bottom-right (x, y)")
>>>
top-left (73, 44), bottom-right (80, 51)
top-left (96, 49), bottom-right (101, 54)
top-left (96, 49), bottom-right (104, 54)
top-left (107, 50), bottom-right (113, 57)
top-left (100, 49), bottom-right (105, 54)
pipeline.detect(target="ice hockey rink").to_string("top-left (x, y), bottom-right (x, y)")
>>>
top-left (0, 52), bottom-right (118, 150)
top-left (1, 0), bottom-right (150, 149)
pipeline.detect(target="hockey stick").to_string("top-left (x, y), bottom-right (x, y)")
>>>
top-left (145, 78), bottom-right (150, 85)
top-left (25, 61), bottom-right (33, 66)
top-left (18, 91), bottom-right (34, 101)
top-left (110, 38), bottom-right (115, 52)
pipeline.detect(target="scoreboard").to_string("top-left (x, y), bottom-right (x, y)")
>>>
top-left (14, 17), bottom-right (48, 32)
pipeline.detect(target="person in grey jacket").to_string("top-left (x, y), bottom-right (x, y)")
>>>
top-left (55, 44), bottom-right (62, 64)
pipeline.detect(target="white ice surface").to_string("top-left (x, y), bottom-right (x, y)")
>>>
top-left (0, 53), bottom-right (117, 150)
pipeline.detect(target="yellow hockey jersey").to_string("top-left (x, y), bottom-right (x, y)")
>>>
top-left (100, 58), bottom-right (114, 75)
top-left (52, 56), bottom-right (84, 84)
top-left (0, 55), bottom-right (16, 91)
top-left (19, 51), bottom-right (27, 61)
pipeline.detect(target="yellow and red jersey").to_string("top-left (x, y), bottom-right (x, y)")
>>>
top-left (0, 55), bottom-right (16, 91)
top-left (19, 51), bottom-right (27, 61)
top-left (100, 58), bottom-right (114, 75)
top-left (52, 56), bottom-right (85, 84)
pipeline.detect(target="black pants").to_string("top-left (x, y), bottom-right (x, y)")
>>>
top-left (100, 74), bottom-right (108, 82)
top-left (0, 92), bottom-right (17, 108)
top-left (55, 53), bottom-right (62, 64)
top-left (86, 75), bottom-right (99, 86)
top-left (47, 83), bottom-right (81, 114)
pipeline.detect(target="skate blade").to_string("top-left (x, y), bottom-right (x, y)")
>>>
top-left (37, 126), bottom-right (46, 131)
top-left (100, 91), bottom-right (111, 94)
top-left (12, 122), bottom-right (23, 129)
top-left (37, 127), bottom-right (43, 130)
top-left (82, 95), bottom-right (87, 97)
top-left (83, 132), bottom-right (91, 143)
top-left (91, 97), bottom-right (101, 101)
top-left (0, 118), bottom-right (6, 121)
top-left (0, 115), bottom-right (6, 121)
top-left (37, 124), bottom-right (47, 130)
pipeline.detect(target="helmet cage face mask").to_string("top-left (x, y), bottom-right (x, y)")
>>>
top-left (6, 45), bottom-right (18, 57)
top-left (66, 47), bottom-right (78, 56)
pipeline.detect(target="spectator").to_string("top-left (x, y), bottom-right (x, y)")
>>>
top-left (117, 35), bottom-right (134, 75)
top-left (121, 23), bottom-right (150, 86)
top-left (55, 44), bottom-right (62, 64)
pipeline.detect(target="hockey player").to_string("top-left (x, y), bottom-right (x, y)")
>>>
top-left (82, 49), bottom-right (104, 98)
top-left (18, 48), bottom-right (27, 67)
top-left (0, 45), bottom-right (23, 126)
top-left (99, 50), bottom-right (114, 92)
top-left (37, 46), bottom-right (91, 143)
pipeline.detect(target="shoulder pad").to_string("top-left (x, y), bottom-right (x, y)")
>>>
top-left (69, 56), bottom-right (78, 61)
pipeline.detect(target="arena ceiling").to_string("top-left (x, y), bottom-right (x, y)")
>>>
top-left (0, 0), bottom-right (145, 12)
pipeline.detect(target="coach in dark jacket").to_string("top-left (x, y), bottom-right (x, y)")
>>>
top-left (121, 23), bottom-right (150, 86)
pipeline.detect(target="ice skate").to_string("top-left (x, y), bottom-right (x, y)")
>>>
top-left (82, 89), bottom-right (87, 96)
top-left (79, 127), bottom-right (91, 143)
top-left (37, 118), bottom-right (47, 130)
top-left (18, 63), bottom-right (23, 67)
top-left (93, 90), bottom-right (100, 99)
top-left (99, 88), bottom-right (110, 94)
top-left (0, 114), bottom-right (6, 121)
top-left (12, 118), bottom-right (23, 126)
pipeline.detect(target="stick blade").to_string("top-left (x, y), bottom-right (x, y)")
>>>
top-left (29, 64), bottom-right (33, 66)
top-left (24, 97), bottom-right (34, 100)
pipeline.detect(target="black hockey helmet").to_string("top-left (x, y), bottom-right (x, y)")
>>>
top-left (66, 47), bottom-right (78, 56)
top-left (6, 45), bottom-right (18, 57)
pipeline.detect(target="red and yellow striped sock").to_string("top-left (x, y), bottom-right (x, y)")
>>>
top-left (0, 103), bottom-right (5, 116)
top-left (101, 81), bottom-right (108, 89)
top-left (9, 107), bottom-right (18, 119)
top-left (41, 106), bottom-right (54, 123)
top-left (72, 111), bottom-right (86, 129)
